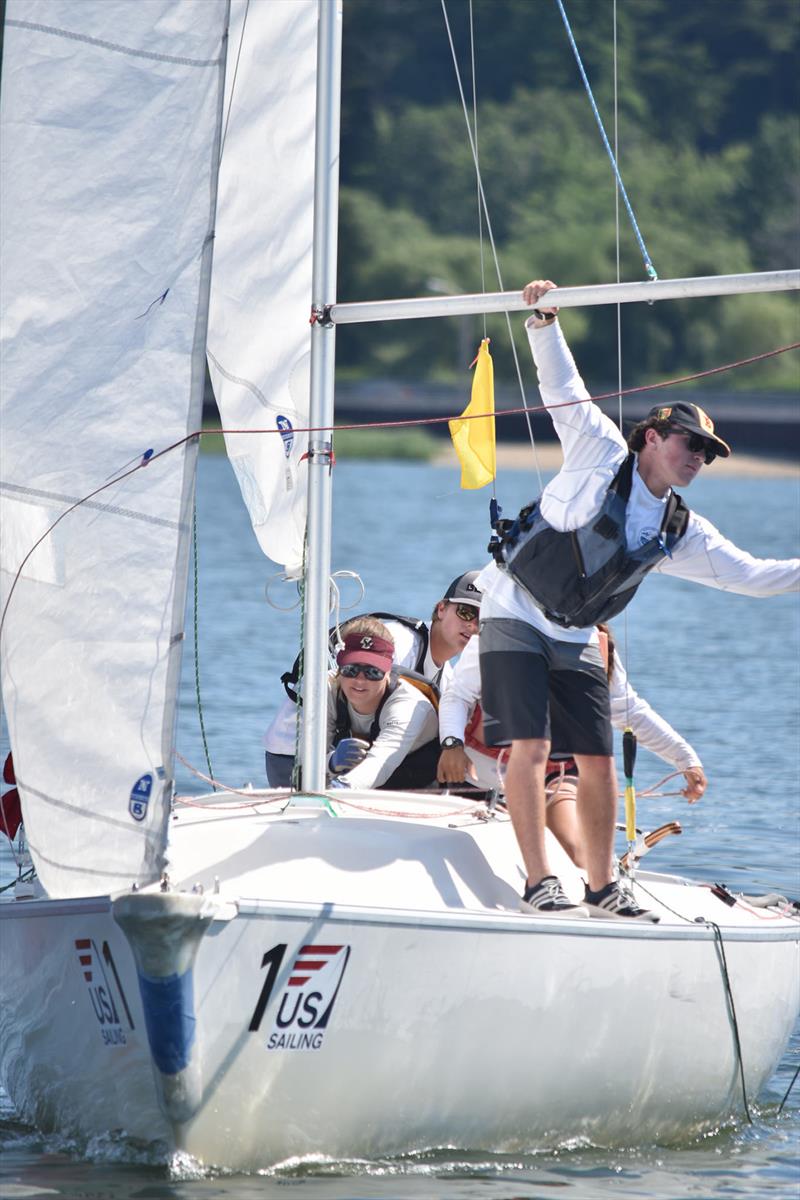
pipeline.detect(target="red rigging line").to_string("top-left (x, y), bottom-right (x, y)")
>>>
top-left (1, 338), bottom-right (797, 644)
top-left (206, 339), bottom-right (800, 439)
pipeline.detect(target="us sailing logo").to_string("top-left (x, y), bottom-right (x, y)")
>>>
top-left (248, 943), bottom-right (350, 1052)
top-left (74, 938), bottom-right (135, 1047)
top-left (276, 415), bottom-right (294, 458)
top-left (129, 773), bottom-right (152, 822)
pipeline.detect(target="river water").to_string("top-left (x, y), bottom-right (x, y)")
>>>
top-left (1, 452), bottom-right (799, 1199)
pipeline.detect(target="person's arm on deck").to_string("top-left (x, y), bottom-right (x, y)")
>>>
top-left (609, 655), bottom-right (706, 802)
top-left (437, 637), bottom-right (481, 784)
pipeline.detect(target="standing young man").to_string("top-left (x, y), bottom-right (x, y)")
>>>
top-left (476, 280), bottom-right (799, 920)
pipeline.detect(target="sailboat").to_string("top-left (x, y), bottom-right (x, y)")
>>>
top-left (1, 0), bottom-right (798, 1172)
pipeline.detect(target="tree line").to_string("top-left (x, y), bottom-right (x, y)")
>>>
top-left (335, 0), bottom-right (799, 390)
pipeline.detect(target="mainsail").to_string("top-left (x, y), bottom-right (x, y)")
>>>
top-left (0, 0), bottom-right (229, 897)
top-left (207, 0), bottom-right (318, 574)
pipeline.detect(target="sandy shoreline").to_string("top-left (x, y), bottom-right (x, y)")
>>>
top-left (433, 442), bottom-right (799, 478)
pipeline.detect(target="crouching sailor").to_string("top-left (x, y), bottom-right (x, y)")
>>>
top-left (477, 278), bottom-right (799, 921)
top-left (263, 570), bottom-right (481, 787)
top-left (326, 617), bottom-right (440, 791)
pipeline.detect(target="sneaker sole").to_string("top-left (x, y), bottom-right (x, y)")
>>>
top-left (583, 901), bottom-right (660, 923)
top-left (519, 899), bottom-right (591, 919)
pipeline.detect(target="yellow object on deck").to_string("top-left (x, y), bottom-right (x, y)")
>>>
top-left (623, 726), bottom-right (637, 842)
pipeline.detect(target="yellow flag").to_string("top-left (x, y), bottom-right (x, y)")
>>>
top-left (448, 338), bottom-right (496, 490)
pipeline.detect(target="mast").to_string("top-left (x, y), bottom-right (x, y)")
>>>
top-left (302, 0), bottom-right (344, 792)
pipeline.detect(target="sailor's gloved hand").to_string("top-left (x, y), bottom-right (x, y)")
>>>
top-left (328, 738), bottom-right (369, 774)
top-left (328, 776), bottom-right (351, 789)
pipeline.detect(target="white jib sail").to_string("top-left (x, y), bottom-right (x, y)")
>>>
top-left (207, 0), bottom-right (318, 574)
top-left (0, 1), bottom-right (229, 898)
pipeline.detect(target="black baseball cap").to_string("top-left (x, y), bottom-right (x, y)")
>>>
top-left (647, 402), bottom-right (731, 457)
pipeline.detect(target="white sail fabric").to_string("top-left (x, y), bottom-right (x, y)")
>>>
top-left (0, 1), bottom-right (228, 897)
top-left (207, 0), bottom-right (318, 573)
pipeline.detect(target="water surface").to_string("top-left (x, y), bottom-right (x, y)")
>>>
top-left (1, 454), bottom-right (798, 1198)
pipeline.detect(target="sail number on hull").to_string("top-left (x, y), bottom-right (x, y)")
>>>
top-left (248, 942), bottom-right (351, 1051)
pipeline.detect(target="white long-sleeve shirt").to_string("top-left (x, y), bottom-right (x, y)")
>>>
top-left (477, 320), bottom-right (799, 639)
top-left (439, 633), bottom-right (701, 789)
top-left (327, 676), bottom-right (439, 789)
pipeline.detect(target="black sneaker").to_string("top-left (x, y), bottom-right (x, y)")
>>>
top-left (583, 880), bottom-right (660, 923)
top-left (521, 875), bottom-right (587, 917)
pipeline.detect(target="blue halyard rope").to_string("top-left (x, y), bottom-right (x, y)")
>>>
top-left (554, 0), bottom-right (658, 282)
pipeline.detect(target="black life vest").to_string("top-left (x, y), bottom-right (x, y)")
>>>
top-left (281, 613), bottom-right (428, 704)
top-left (490, 453), bottom-right (690, 629)
top-left (332, 670), bottom-right (440, 791)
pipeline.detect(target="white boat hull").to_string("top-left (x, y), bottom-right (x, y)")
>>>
top-left (1, 792), bottom-right (798, 1169)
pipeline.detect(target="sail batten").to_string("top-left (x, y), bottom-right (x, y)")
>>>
top-left (0, 0), bottom-right (229, 898)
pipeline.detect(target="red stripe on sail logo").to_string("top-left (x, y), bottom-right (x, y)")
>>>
top-left (288, 944), bottom-right (343, 987)
top-left (75, 938), bottom-right (93, 982)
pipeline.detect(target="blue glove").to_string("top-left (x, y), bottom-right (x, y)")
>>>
top-left (328, 776), bottom-right (350, 789)
top-left (328, 737), bottom-right (369, 774)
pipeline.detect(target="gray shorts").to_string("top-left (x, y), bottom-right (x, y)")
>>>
top-left (478, 617), bottom-right (612, 756)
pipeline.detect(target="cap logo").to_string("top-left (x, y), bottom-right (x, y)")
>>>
top-left (359, 635), bottom-right (373, 649)
top-left (696, 408), bottom-right (714, 433)
top-left (655, 407), bottom-right (672, 420)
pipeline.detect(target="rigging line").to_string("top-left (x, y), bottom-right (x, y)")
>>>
top-left (218, 0), bottom-right (249, 165)
top-left (778, 1060), bottom-right (800, 1115)
top-left (465, 0), bottom-right (497, 502)
top-left (327, 795), bottom-right (486, 820)
top-left (175, 791), bottom-right (289, 810)
top-left (0, 451), bottom-right (161, 646)
top-left (555, 0), bottom-right (657, 282)
top-left (467, 0), bottom-right (487, 334)
top-left (707, 920), bottom-right (753, 1124)
top-left (291, 532), bottom-right (308, 792)
top-left (2, 339), bottom-right (794, 637)
top-left (191, 503), bottom-right (217, 790)
top-left (440, 0), bottom-right (543, 490)
top-left (174, 750), bottom-right (289, 804)
top-left (0, 867), bottom-right (35, 896)
top-left (201, 339), bottom-right (800, 438)
top-left (612, 0), bottom-right (632, 726)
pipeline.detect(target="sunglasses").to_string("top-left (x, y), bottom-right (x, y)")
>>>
top-left (453, 602), bottom-right (480, 623)
top-left (340, 663), bottom-right (387, 681)
top-left (671, 428), bottom-right (717, 465)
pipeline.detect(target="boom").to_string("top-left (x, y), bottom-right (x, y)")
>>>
top-left (327, 270), bottom-right (800, 326)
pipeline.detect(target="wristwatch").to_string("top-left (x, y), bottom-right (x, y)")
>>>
top-left (531, 308), bottom-right (556, 322)
top-left (440, 736), bottom-right (464, 750)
